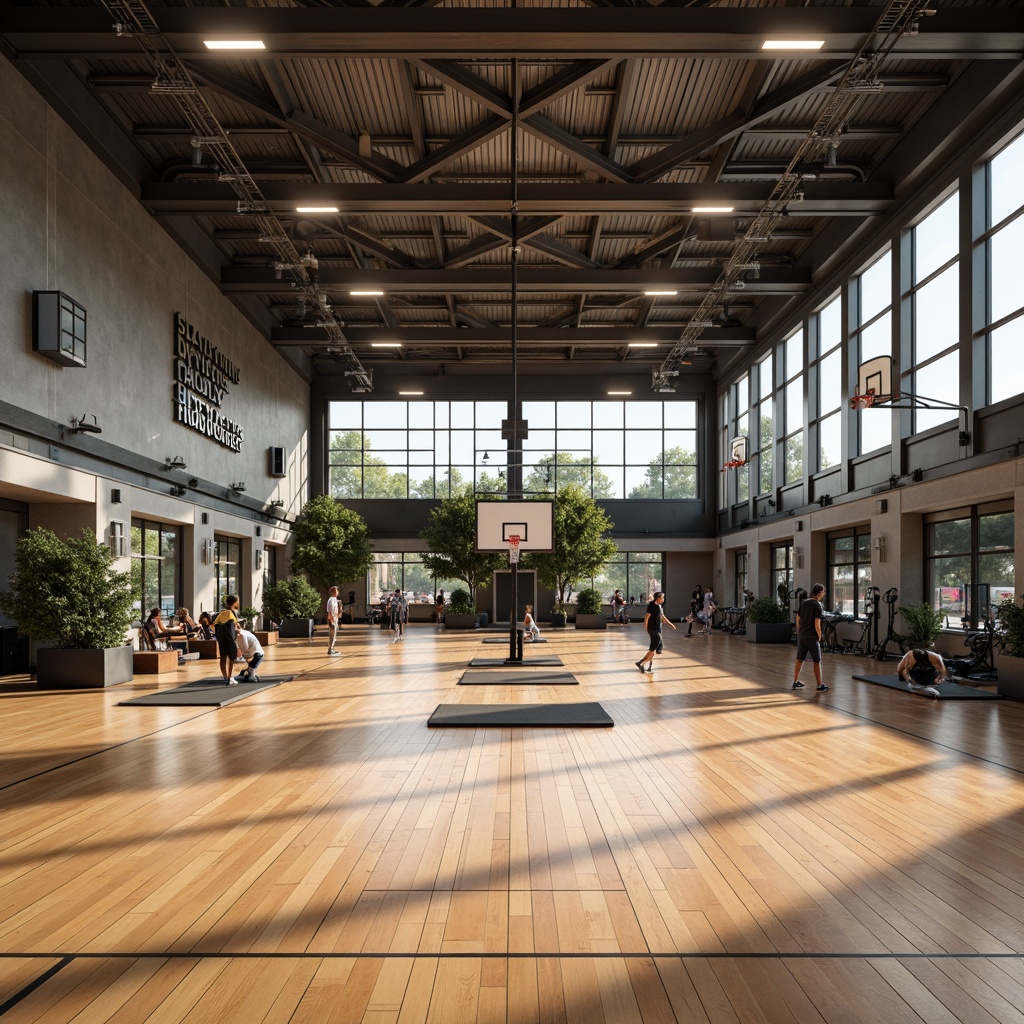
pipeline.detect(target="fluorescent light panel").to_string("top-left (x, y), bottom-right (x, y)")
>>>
top-left (350, 290), bottom-right (384, 296)
top-left (295, 205), bottom-right (338, 213)
top-left (204, 40), bottom-right (266, 50)
top-left (762, 39), bottom-right (824, 50)
top-left (628, 342), bottom-right (658, 348)
top-left (371, 342), bottom-right (402, 348)
top-left (399, 390), bottom-right (423, 395)
top-left (644, 290), bottom-right (677, 297)
top-left (607, 390), bottom-right (632, 395)
top-left (692, 206), bottom-right (734, 213)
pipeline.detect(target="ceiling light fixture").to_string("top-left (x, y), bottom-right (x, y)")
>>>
top-left (203, 40), bottom-right (266, 50)
top-left (762, 40), bottom-right (824, 51)
top-left (692, 206), bottom-right (735, 213)
top-left (371, 342), bottom-right (402, 348)
top-left (628, 342), bottom-right (658, 348)
top-left (350, 290), bottom-right (384, 297)
top-left (644, 290), bottom-right (677, 297)
top-left (608, 390), bottom-right (633, 395)
top-left (295, 205), bottom-right (338, 213)
top-left (399, 390), bottom-right (423, 396)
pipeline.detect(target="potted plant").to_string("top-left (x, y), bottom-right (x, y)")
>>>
top-left (997, 598), bottom-right (1024, 700)
top-left (0, 527), bottom-right (135, 687)
top-left (524, 484), bottom-right (616, 628)
top-left (574, 587), bottom-right (607, 630)
top-left (444, 587), bottom-right (478, 630)
top-left (240, 605), bottom-right (260, 630)
top-left (263, 576), bottom-right (321, 639)
top-left (897, 601), bottom-right (943, 650)
top-left (289, 494), bottom-right (373, 598)
top-left (745, 595), bottom-right (792, 644)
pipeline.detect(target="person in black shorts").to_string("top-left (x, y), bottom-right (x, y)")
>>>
top-left (896, 648), bottom-right (948, 694)
top-left (793, 583), bottom-right (829, 692)
top-left (636, 591), bottom-right (676, 674)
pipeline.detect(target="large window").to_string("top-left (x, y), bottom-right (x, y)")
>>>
top-left (925, 505), bottom-right (1014, 626)
top-left (813, 296), bottom-right (842, 471)
top-left (328, 399), bottom-right (698, 500)
top-left (131, 519), bottom-right (180, 620)
top-left (907, 192), bottom-right (960, 432)
top-left (771, 542), bottom-right (794, 606)
top-left (735, 550), bottom-right (748, 607)
top-left (984, 131), bottom-right (1024, 405)
top-left (826, 529), bottom-right (872, 616)
top-left (370, 552), bottom-right (455, 605)
top-left (214, 536), bottom-right (241, 609)
top-left (781, 330), bottom-right (804, 484)
top-left (576, 552), bottom-right (663, 606)
top-left (852, 251), bottom-right (892, 454)
top-left (730, 374), bottom-right (749, 502)
top-left (755, 353), bottom-right (773, 494)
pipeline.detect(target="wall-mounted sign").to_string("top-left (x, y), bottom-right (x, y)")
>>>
top-left (173, 313), bottom-right (244, 452)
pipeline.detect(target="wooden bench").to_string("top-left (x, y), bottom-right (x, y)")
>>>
top-left (254, 631), bottom-right (279, 646)
top-left (132, 650), bottom-right (179, 674)
top-left (187, 639), bottom-right (219, 659)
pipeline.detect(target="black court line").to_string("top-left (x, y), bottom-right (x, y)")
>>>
top-left (0, 956), bottom-right (73, 1016)
top-left (1, 951), bottom-right (1022, 962)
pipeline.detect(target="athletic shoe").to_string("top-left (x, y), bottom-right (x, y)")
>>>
top-left (227, 679), bottom-right (239, 686)
top-left (792, 681), bottom-right (805, 689)
top-left (816, 684), bottom-right (829, 692)
top-left (635, 660), bottom-right (646, 673)
top-left (249, 674), bottom-right (260, 683)
top-left (328, 651), bottom-right (341, 657)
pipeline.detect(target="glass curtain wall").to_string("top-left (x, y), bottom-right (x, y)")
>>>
top-left (756, 353), bottom-right (773, 495)
top-left (813, 296), bottom-right (843, 471)
top-left (907, 192), bottom-right (960, 431)
top-left (730, 375), bottom-right (749, 502)
top-left (329, 399), bottom-right (699, 500)
top-left (782, 330), bottom-right (804, 484)
top-left (852, 251), bottom-right (893, 454)
top-left (984, 131), bottom-right (1024, 405)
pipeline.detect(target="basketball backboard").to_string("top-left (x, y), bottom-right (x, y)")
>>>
top-left (730, 435), bottom-right (748, 464)
top-left (853, 355), bottom-right (897, 406)
top-left (475, 500), bottom-right (554, 553)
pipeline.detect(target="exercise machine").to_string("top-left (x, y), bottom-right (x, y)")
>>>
top-left (873, 587), bottom-right (905, 660)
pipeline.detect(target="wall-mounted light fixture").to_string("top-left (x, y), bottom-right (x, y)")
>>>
top-left (165, 456), bottom-right (187, 471)
top-left (255, 549), bottom-right (264, 570)
top-left (201, 538), bottom-right (215, 564)
top-left (874, 536), bottom-right (887, 562)
top-left (230, 482), bottom-right (246, 493)
top-left (108, 520), bottom-right (127, 558)
top-left (68, 413), bottom-right (102, 435)
top-left (170, 484), bottom-right (187, 497)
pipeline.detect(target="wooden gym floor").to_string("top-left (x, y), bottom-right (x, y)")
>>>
top-left (2, 623), bottom-right (1024, 1023)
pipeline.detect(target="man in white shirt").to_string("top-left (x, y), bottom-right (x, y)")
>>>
top-left (234, 629), bottom-right (265, 683)
top-left (326, 585), bottom-right (341, 656)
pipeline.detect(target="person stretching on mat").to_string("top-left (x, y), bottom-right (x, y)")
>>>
top-left (235, 629), bottom-right (265, 683)
top-left (897, 648), bottom-right (947, 695)
top-left (793, 583), bottom-right (829, 692)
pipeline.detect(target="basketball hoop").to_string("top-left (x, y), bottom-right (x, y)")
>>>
top-left (508, 534), bottom-right (521, 565)
top-left (721, 459), bottom-right (747, 472)
top-left (850, 390), bottom-right (875, 410)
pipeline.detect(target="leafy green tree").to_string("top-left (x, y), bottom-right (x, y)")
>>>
top-left (329, 430), bottom-right (407, 498)
top-left (420, 493), bottom-right (506, 601)
top-left (263, 576), bottom-right (322, 621)
top-left (627, 446), bottom-right (697, 499)
top-left (523, 484), bottom-right (617, 612)
top-left (0, 528), bottom-right (135, 649)
top-left (290, 494), bottom-right (373, 591)
top-left (409, 467), bottom-right (470, 499)
top-left (524, 452), bottom-right (615, 498)
top-left (759, 413), bottom-right (773, 493)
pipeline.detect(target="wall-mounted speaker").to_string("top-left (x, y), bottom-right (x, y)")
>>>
top-left (875, 499), bottom-right (888, 514)
top-left (111, 488), bottom-right (122, 504)
top-left (268, 446), bottom-right (286, 478)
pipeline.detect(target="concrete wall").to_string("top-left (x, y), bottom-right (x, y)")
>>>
top-left (0, 52), bottom-right (308, 618)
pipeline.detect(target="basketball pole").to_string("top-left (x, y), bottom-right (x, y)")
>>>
top-left (507, 55), bottom-right (522, 666)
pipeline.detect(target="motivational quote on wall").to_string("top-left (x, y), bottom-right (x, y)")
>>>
top-left (173, 313), bottom-right (245, 452)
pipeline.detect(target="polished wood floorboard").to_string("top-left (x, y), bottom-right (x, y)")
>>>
top-left (2, 625), bottom-right (1024, 1021)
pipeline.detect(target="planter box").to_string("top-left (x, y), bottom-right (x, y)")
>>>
top-left (998, 653), bottom-right (1024, 700)
top-left (745, 622), bottom-right (793, 644)
top-left (254, 631), bottom-right (279, 646)
top-left (37, 645), bottom-right (134, 689)
top-left (445, 614), bottom-right (478, 630)
top-left (408, 605), bottom-right (435, 622)
top-left (574, 614), bottom-right (607, 630)
top-left (133, 650), bottom-right (179, 674)
top-left (549, 612), bottom-right (567, 628)
top-left (188, 639), bottom-right (219, 659)
top-left (279, 618), bottom-right (314, 639)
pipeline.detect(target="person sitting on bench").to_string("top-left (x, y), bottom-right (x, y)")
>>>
top-left (143, 608), bottom-right (177, 648)
top-left (897, 648), bottom-right (948, 691)
top-left (196, 611), bottom-right (214, 640)
top-left (176, 607), bottom-right (200, 636)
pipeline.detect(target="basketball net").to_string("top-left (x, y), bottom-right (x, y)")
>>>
top-left (508, 534), bottom-right (521, 565)
top-left (850, 389), bottom-right (875, 410)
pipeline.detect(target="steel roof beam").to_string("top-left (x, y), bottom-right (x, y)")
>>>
top-left (142, 181), bottom-right (892, 215)
top-left (272, 326), bottom-right (755, 345)
top-left (5, 9), bottom-right (1021, 60)
top-left (225, 266), bottom-right (810, 293)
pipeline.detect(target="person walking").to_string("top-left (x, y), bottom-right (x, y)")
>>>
top-left (234, 629), bottom-right (265, 683)
top-left (700, 587), bottom-right (717, 633)
top-left (610, 589), bottom-right (628, 625)
top-left (390, 588), bottom-right (407, 643)
top-left (793, 583), bottom-right (829, 692)
top-left (637, 591), bottom-right (676, 673)
top-left (326, 585), bottom-right (341, 656)
top-left (685, 584), bottom-right (704, 637)
top-left (212, 594), bottom-right (240, 684)
top-left (435, 589), bottom-right (445, 630)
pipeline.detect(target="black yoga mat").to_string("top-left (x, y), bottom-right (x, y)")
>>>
top-left (852, 674), bottom-right (1000, 700)
top-left (458, 669), bottom-right (576, 685)
top-left (119, 676), bottom-right (292, 706)
top-left (467, 656), bottom-right (564, 668)
top-left (481, 636), bottom-right (548, 644)
top-left (428, 702), bottom-right (612, 726)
